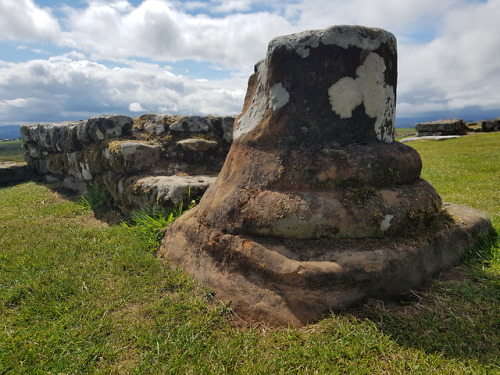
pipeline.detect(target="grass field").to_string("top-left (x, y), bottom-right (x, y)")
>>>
top-left (0, 133), bottom-right (499, 373)
top-left (0, 140), bottom-right (25, 163)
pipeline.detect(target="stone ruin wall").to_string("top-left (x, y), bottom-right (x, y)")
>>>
top-left (19, 114), bottom-right (235, 214)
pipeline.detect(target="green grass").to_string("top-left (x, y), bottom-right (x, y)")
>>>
top-left (0, 140), bottom-right (25, 163)
top-left (410, 133), bottom-right (500, 229)
top-left (395, 127), bottom-right (416, 138)
top-left (0, 133), bottom-right (499, 374)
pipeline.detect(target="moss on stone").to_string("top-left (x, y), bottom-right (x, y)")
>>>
top-left (342, 185), bottom-right (377, 207)
top-left (46, 153), bottom-right (69, 175)
top-left (406, 207), bottom-right (455, 231)
top-left (107, 140), bottom-right (125, 156)
top-left (132, 117), bottom-right (145, 131)
top-left (320, 148), bottom-right (349, 160)
top-left (337, 175), bottom-right (365, 188)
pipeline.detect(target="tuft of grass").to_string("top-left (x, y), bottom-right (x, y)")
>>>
top-left (462, 229), bottom-right (499, 266)
top-left (79, 183), bottom-right (116, 212)
top-left (122, 199), bottom-right (196, 251)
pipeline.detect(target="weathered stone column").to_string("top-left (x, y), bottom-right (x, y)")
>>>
top-left (159, 25), bottom-right (492, 326)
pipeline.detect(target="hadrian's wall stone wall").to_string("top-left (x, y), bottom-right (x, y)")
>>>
top-left (20, 114), bottom-right (235, 214)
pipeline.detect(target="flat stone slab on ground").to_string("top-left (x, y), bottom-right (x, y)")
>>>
top-left (415, 119), bottom-right (468, 136)
top-left (400, 135), bottom-right (460, 143)
top-left (0, 162), bottom-right (31, 184)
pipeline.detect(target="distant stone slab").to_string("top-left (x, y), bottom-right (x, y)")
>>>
top-left (400, 135), bottom-right (460, 143)
top-left (415, 119), bottom-right (468, 137)
top-left (481, 119), bottom-right (500, 132)
top-left (0, 162), bottom-right (31, 184)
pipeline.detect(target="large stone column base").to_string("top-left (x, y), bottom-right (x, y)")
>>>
top-left (159, 203), bottom-right (492, 326)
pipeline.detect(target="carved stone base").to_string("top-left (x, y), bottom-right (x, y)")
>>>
top-left (159, 203), bottom-right (491, 326)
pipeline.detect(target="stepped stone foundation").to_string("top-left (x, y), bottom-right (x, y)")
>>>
top-left (159, 25), bottom-right (492, 326)
top-left (20, 114), bottom-right (235, 213)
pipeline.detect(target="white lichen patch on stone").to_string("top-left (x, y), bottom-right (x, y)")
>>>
top-left (234, 60), bottom-right (269, 139)
top-left (320, 26), bottom-right (395, 51)
top-left (103, 148), bottom-right (111, 160)
top-left (268, 25), bottom-right (396, 58)
top-left (80, 162), bottom-right (92, 181)
top-left (120, 142), bottom-right (139, 158)
top-left (96, 127), bottom-right (105, 140)
top-left (295, 35), bottom-right (320, 58)
top-left (328, 52), bottom-right (395, 142)
top-left (327, 77), bottom-right (363, 118)
top-left (380, 214), bottom-right (394, 231)
top-left (270, 83), bottom-right (290, 111)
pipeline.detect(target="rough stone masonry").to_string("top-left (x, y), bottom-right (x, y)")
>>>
top-left (20, 114), bottom-right (235, 214)
top-left (159, 25), bottom-right (492, 326)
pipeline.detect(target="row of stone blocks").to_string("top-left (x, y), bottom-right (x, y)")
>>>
top-left (20, 114), bottom-right (235, 213)
top-left (415, 118), bottom-right (500, 137)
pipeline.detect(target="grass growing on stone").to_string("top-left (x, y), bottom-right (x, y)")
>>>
top-left (1, 132), bottom-right (499, 373)
top-left (0, 140), bottom-right (24, 163)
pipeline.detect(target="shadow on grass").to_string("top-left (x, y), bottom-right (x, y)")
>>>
top-left (345, 230), bottom-right (500, 369)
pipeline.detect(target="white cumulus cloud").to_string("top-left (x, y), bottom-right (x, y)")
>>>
top-left (0, 55), bottom-right (246, 124)
top-left (0, 0), bottom-right (60, 41)
top-left (1, 0), bottom-right (500, 125)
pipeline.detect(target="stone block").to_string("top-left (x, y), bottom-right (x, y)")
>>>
top-left (110, 174), bottom-right (216, 212)
top-left (177, 138), bottom-right (218, 152)
top-left (415, 119), bottom-right (468, 136)
top-left (481, 119), bottom-right (500, 132)
top-left (105, 141), bottom-right (162, 174)
top-left (0, 162), bottom-right (32, 184)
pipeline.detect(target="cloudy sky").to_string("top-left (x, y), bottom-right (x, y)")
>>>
top-left (1, 0), bottom-right (499, 127)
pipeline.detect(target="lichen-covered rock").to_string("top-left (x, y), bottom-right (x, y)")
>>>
top-left (76, 115), bottom-right (132, 144)
top-left (168, 115), bottom-right (235, 143)
top-left (159, 25), bottom-right (492, 326)
top-left (122, 175), bottom-right (216, 210)
top-left (20, 112), bottom-right (232, 213)
top-left (415, 119), bottom-right (468, 136)
top-left (104, 141), bottom-right (162, 174)
top-left (21, 121), bottom-right (84, 152)
top-left (169, 116), bottom-right (213, 133)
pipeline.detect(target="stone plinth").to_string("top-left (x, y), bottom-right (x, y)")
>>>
top-left (159, 26), bottom-right (492, 326)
